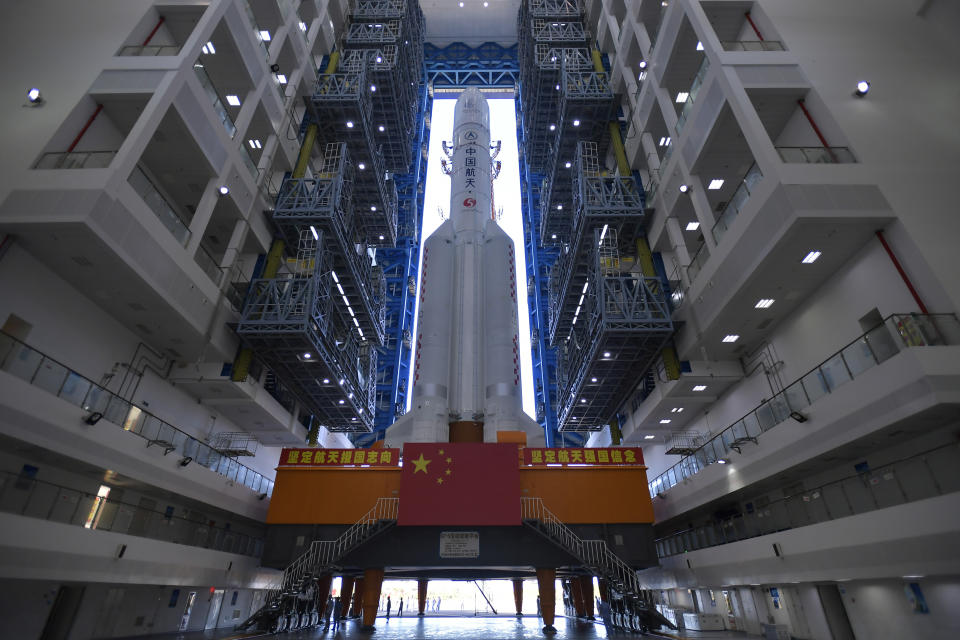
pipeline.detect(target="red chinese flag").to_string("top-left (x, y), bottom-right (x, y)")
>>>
top-left (398, 443), bottom-right (520, 526)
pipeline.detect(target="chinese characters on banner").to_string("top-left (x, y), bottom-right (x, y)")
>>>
top-left (278, 448), bottom-right (400, 467)
top-left (521, 447), bottom-right (645, 467)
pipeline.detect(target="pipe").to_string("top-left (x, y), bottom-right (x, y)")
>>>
top-left (142, 17), bottom-right (165, 46)
top-left (796, 99), bottom-right (837, 162)
top-left (876, 230), bottom-right (928, 314)
top-left (67, 104), bottom-right (103, 153)
top-left (744, 12), bottom-right (763, 40)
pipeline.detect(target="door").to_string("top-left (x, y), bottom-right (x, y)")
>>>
top-left (817, 585), bottom-right (855, 640)
top-left (179, 591), bottom-right (197, 632)
top-left (91, 587), bottom-right (125, 638)
top-left (205, 589), bottom-right (225, 630)
top-left (39, 585), bottom-right (85, 640)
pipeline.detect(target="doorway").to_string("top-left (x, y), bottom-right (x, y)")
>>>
top-left (179, 591), bottom-right (197, 632)
top-left (39, 585), bottom-right (85, 640)
top-left (205, 589), bottom-right (225, 630)
top-left (817, 585), bottom-right (855, 640)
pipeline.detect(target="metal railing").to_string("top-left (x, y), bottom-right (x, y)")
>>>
top-left (675, 58), bottom-right (710, 135)
top-left (655, 441), bottom-right (960, 557)
top-left (648, 313), bottom-right (960, 498)
top-left (128, 165), bottom-right (191, 245)
top-left (193, 63), bottom-right (237, 138)
top-left (195, 244), bottom-right (226, 286)
top-left (264, 498), bottom-right (399, 598)
top-left (118, 44), bottom-right (182, 56)
top-left (777, 146), bottom-right (856, 164)
top-left (685, 242), bottom-right (710, 283)
top-left (35, 150), bottom-right (117, 170)
top-left (711, 162), bottom-right (763, 245)
top-left (720, 40), bottom-right (785, 52)
top-left (0, 330), bottom-right (274, 497)
top-left (521, 497), bottom-right (642, 596)
top-left (0, 470), bottom-right (263, 557)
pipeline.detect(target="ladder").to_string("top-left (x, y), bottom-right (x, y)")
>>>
top-left (520, 497), bottom-right (675, 633)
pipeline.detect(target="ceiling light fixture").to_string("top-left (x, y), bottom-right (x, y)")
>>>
top-left (259, 30), bottom-right (271, 42)
top-left (346, 120), bottom-right (354, 128)
top-left (708, 179), bottom-right (724, 189)
top-left (218, 186), bottom-right (229, 195)
top-left (378, 125), bottom-right (385, 132)
top-left (693, 385), bottom-right (707, 391)
top-left (276, 74), bottom-right (287, 84)
top-left (660, 419), bottom-right (671, 424)
top-left (573, 119), bottom-right (580, 126)
top-left (302, 352), bottom-right (312, 359)
top-left (686, 221), bottom-right (700, 231)
top-left (310, 226), bottom-right (319, 240)
top-left (565, 162), bottom-right (572, 168)
top-left (202, 41), bottom-right (216, 55)
top-left (226, 95), bottom-right (241, 106)
top-left (639, 61), bottom-right (647, 69)
top-left (696, 41), bottom-right (704, 51)
top-left (603, 351), bottom-right (612, 358)
top-left (802, 250), bottom-right (822, 264)
top-left (644, 434), bottom-right (656, 440)
top-left (358, 162), bottom-right (366, 170)
top-left (755, 298), bottom-right (775, 309)
top-left (549, 124), bottom-right (556, 131)
top-left (679, 184), bottom-right (690, 193)
top-left (27, 88), bottom-right (43, 104)
top-left (854, 81), bottom-right (870, 97)
top-left (591, 377), bottom-right (598, 382)
top-left (676, 91), bottom-right (689, 103)
top-left (722, 334), bottom-right (740, 342)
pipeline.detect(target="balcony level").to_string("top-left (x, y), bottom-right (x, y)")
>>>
top-left (649, 315), bottom-right (960, 522)
top-left (0, 333), bottom-right (274, 521)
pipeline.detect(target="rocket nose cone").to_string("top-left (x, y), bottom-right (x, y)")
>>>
top-left (454, 87), bottom-right (489, 129)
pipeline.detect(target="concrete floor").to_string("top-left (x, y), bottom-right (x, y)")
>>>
top-left (129, 615), bottom-right (751, 640)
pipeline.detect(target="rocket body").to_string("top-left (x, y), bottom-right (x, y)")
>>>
top-left (387, 88), bottom-right (544, 447)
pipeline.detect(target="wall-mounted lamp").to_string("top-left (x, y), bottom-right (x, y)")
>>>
top-left (789, 411), bottom-right (807, 423)
top-left (270, 63), bottom-right (281, 73)
top-left (179, 456), bottom-right (193, 467)
top-left (84, 412), bottom-right (103, 425)
top-left (27, 88), bottom-right (44, 106)
top-left (679, 184), bottom-right (690, 193)
top-left (854, 81), bottom-right (870, 97)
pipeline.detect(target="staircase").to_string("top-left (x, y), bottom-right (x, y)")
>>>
top-left (236, 497), bottom-right (398, 632)
top-left (520, 497), bottom-right (676, 633)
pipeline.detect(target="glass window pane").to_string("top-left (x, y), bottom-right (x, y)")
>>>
top-left (801, 369), bottom-right (829, 403)
top-left (4, 345), bottom-right (43, 380)
top-left (841, 339), bottom-right (877, 377)
top-left (59, 372), bottom-right (92, 406)
top-left (820, 354), bottom-right (851, 391)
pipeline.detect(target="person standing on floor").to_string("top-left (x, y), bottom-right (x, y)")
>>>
top-left (398, 597), bottom-right (404, 617)
top-left (332, 596), bottom-right (342, 631)
top-left (323, 595), bottom-right (334, 629)
top-left (386, 595), bottom-right (392, 619)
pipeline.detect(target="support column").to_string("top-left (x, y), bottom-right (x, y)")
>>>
top-left (317, 574), bottom-right (333, 618)
top-left (351, 577), bottom-right (366, 617)
top-left (571, 577), bottom-right (586, 617)
top-left (361, 568), bottom-right (384, 630)
top-left (339, 577), bottom-right (355, 619)
top-left (580, 576), bottom-right (595, 620)
top-left (418, 579), bottom-right (429, 616)
top-left (513, 579), bottom-right (524, 616)
top-left (536, 568), bottom-right (556, 633)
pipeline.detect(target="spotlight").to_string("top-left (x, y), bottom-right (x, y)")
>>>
top-left (854, 81), bottom-right (870, 97)
top-left (789, 411), bottom-right (808, 423)
top-left (27, 88), bottom-right (43, 105)
top-left (679, 184), bottom-right (690, 193)
top-left (717, 458), bottom-right (728, 465)
top-left (179, 456), bottom-right (193, 467)
top-left (84, 412), bottom-right (103, 425)
top-left (270, 63), bottom-right (280, 73)
top-left (638, 61), bottom-right (647, 69)
top-left (218, 186), bottom-right (229, 195)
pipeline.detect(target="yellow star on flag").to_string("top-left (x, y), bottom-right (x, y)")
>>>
top-left (436, 477), bottom-right (443, 484)
top-left (412, 453), bottom-right (432, 474)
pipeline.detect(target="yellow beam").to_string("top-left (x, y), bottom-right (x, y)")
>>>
top-left (592, 48), bottom-right (631, 176)
top-left (324, 50), bottom-right (340, 75)
top-left (292, 123), bottom-right (318, 179)
top-left (635, 237), bottom-right (656, 278)
top-left (231, 348), bottom-right (252, 382)
top-left (263, 239), bottom-right (286, 279)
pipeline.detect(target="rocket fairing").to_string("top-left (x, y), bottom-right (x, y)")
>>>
top-left (386, 88), bottom-right (545, 447)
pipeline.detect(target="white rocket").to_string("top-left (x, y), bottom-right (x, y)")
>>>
top-left (386, 88), bottom-right (545, 446)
